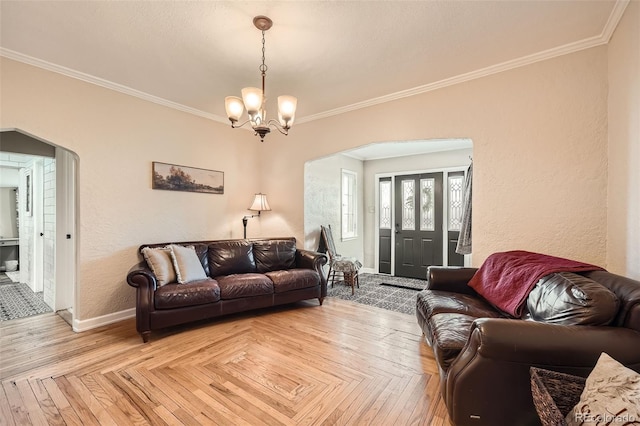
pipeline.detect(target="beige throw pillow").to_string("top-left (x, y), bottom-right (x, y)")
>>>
top-left (566, 352), bottom-right (640, 426)
top-left (141, 247), bottom-right (176, 286)
top-left (169, 244), bottom-right (207, 284)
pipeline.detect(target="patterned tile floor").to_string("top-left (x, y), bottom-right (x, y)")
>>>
top-left (0, 273), bottom-right (53, 321)
top-left (326, 273), bottom-right (427, 315)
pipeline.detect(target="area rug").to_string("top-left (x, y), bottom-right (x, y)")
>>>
top-left (326, 273), bottom-right (427, 315)
top-left (0, 282), bottom-right (52, 321)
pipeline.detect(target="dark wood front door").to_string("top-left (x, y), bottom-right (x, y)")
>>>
top-left (394, 173), bottom-right (443, 279)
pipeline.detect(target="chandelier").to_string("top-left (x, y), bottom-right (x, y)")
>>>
top-left (224, 16), bottom-right (297, 142)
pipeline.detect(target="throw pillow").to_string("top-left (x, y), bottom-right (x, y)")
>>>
top-left (141, 247), bottom-right (176, 286)
top-left (526, 272), bottom-right (619, 326)
top-left (169, 244), bottom-right (207, 284)
top-left (566, 352), bottom-right (640, 426)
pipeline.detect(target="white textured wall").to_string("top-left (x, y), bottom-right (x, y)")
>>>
top-left (304, 154), bottom-right (364, 260)
top-left (1, 57), bottom-right (262, 320)
top-left (607, 1), bottom-right (640, 280)
top-left (261, 46), bottom-right (609, 268)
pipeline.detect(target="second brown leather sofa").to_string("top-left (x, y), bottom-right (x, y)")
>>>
top-left (416, 266), bottom-right (640, 426)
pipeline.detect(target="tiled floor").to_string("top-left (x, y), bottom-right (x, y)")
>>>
top-left (0, 272), bottom-right (52, 321)
top-left (326, 273), bottom-right (427, 315)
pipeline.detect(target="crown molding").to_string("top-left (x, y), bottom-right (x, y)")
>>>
top-left (1, 0), bottom-right (630, 126)
top-left (0, 48), bottom-right (230, 125)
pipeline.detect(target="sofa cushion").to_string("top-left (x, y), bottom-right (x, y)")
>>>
top-left (565, 352), bottom-right (640, 426)
top-left (154, 278), bottom-right (220, 309)
top-left (253, 239), bottom-right (296, 273)
top-left (417, 290), bottom-right (503, 321)
top-left (527, 272), bottom-right (619, 326)
top-left (208, 240), bottom-right (257, 277)
top-left (430, 313), bottom-right (476, 370)
top-left (141, 246), bottom-right (176, 286)
top-left (169, 244), bottom-right (208, 284)
top-left (266, 269), bottom-right (320, 293)
top-left (216, 273), bottom-right (274, 300)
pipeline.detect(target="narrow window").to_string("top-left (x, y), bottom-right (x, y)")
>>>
top-left (341, 169), bottom-right (357, 239)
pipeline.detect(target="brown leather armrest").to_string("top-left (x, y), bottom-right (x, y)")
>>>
top-left (296, 249), bottom-right (327, 270)
top-left (127, 262), bottom-right (157, 290)
top-left (426, 266), bottom-right (478, 295)
top-left (296, 249), bottom-right (328, 296)
top-left (126, 262), bottom-right (156, 334)
top-left (469, 318), bottom-right (640, 367)
top-left (444, 318), bottom-right (640, 425)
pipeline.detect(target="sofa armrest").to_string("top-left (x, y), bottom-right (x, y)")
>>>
top-left (127, 262), bottom-right (157, 290)
top-left (296, 249), bottom-right (328, 288)
top-left (443, 318), bottom-right (640, 426)
top-left (426, 266), bottom-right (478, 295)
top-left (468, 318), bottom-right (640, 366)
top-left (126, 262), bottom-right (156, 337)
top-left (296, 249), bottom-right (327, 270)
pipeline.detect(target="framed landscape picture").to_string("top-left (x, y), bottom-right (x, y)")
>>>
top-left (152, 162), bottom-right (224, 194)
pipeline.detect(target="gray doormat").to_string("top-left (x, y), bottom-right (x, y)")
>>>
top-left (379, 282), bottom-right (423, 291)
top-left (326, 273), bottom-right (427, 315)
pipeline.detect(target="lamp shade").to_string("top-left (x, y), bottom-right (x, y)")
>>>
top-left (225, 96), bottom-right (244, 122)
top-left (241, 87), bottom-right (264, 114)
top-left (248, 193), bottom-right (271, 212)
top-left (277, 95), bottom-right (297, 128)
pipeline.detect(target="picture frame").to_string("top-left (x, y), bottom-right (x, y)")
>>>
top-left (152, 162), bottom-right (224, 194)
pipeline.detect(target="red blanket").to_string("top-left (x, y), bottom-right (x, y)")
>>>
top-left (468, 250), bottom-right (604, 317)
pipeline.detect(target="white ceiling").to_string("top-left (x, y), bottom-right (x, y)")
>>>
top-left (0, 0), bottom-right (626, 129)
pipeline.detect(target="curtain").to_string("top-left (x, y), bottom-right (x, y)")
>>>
top-left (456, 161), bottom-right (473, 255)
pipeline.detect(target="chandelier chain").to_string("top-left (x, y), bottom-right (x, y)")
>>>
top-left (259, 30), bottom-right (268, 75)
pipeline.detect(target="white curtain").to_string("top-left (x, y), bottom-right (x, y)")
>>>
top-left (456, 161), bottom-right (473, 255)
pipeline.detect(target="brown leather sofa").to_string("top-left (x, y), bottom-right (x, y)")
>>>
top-left (416, 266), bottom-right (640, 426)
top-left (127, 238), bottom-right (327, 342)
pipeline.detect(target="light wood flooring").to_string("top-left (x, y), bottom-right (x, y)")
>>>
top-left (1, 297), bottom-right (452, 425)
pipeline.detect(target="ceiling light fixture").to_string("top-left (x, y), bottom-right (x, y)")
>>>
top-left (225, 16), bottom-right (297, 142)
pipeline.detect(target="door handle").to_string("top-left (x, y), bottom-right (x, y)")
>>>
top-left (395, 223), bottom-right (400, 234)
top-left (40, 232), bottom-right (44, 237)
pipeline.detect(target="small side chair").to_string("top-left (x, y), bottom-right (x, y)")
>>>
top-left (319, 225), bottom-right (362, 295)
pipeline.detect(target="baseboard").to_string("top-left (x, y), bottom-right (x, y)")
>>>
top-left (72, 307), bottom-right (135, 332)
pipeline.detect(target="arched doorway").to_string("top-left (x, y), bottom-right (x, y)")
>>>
top-left (0, 129), bottom-right (78, 325)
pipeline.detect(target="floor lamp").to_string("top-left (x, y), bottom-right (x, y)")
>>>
top-left (243, 193), bottom-right (271, 238)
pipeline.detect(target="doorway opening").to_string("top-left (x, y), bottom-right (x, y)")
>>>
top-left (0, 129), bottom-right (78, 325)
top-left (303, 138), bottom-right (472, 279)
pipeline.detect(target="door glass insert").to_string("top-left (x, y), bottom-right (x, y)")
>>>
top-left (420, 178), bottom-right (435, 231)
top-left (379, 180), bottom-right (391, 229)
top-left (448, 175), bottom-right (464, 231)
top-left (401, 179), bottom-right (415, 230)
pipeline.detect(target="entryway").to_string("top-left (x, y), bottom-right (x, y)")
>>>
top-left (0, 129), bottom-right (77, 324)
top-left (378, 168), bottom-right (468, 279)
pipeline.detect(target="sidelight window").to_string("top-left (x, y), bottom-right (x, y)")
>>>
top-left (341, 169), bottom-right (357, 239)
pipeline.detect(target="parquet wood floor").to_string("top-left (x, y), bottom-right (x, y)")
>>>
top-left (0, 298), bottom-right (452, 425)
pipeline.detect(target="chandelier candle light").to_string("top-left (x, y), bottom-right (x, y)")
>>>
top-left (225, 16), bottom-right (297, 142)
